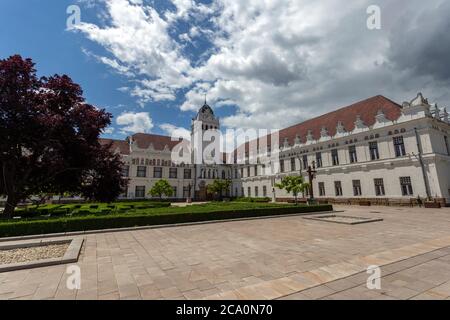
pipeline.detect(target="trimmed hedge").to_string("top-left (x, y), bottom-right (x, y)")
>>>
top-left (13, 201), bottom-right (171, 219)
top-left (0, 204), bottom-right (332, 238)
top-left (234, 197), bottom-right (271, 203)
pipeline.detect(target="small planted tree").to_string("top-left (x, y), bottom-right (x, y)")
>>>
top-left (149, 180), bottom-right (174, 199)
top-left (207, 179), bottom-right (231, 200)
top-left (275, 176), bottom-right (309, 205)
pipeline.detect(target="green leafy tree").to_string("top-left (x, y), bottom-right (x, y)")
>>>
top-left (275, 176), bottom-right (309, 205)
top-left (149, 179), bottom-right (174, 199)
top-left (207, 179), bottom-right (231, 200)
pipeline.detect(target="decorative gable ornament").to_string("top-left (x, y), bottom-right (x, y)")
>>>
top-left (410, 92), bottom-right (429, 107)
top-left (319, 126), bottom-right (330, 142)
top-left (442, 108), bottom-right (449, 123)
top-left (306, 130), bottom-right (314, 144)
top-left (352, 115), bottom-right (368, 134)
top-left (399, 93), bottom-right (431, 122)
top-left (432, 103), bottom-right (440, 119)
top-left (373, 109), bottom-right (391, 129)
top-left (283, 137), bottom-right (289, 149)
top-left (294, 134), bottom-right (301, 145)
top-left (335, 121), bottom-right (346, 137)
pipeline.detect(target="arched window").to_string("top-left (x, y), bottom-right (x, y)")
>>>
top-left (222, 170), bottom-right (226, 179)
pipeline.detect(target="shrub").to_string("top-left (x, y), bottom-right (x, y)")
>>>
top-left (0, 204), bottom-right (333, 237)
top-left (234, 197), bottom-right (271, 203)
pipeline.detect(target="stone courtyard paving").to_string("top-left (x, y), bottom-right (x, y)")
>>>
top-left (1, 205), bottom-right (450, 300)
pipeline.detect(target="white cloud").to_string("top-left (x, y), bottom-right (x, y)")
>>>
top-left (103, 127), bottom-right (115, 134)
top-left (74, 0), bottom-right (193, 103)
top-left (159, 123), bottom-right (191, 141)
top-left (116, 111), bottom-right (153, 134)
top-left (76, 0), bottom-right (450, 130)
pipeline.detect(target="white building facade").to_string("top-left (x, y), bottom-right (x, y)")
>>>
top-left (106, 93), bottom-right (450, 206)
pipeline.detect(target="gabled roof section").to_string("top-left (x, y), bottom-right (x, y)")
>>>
top-left (131, 133), bottom-right (183, 151)
top-left (279, 95), bottom-right (402, 144)
top-left (99, 138), bottom-right (130, 155)
top-left (230, 95), bottom-right (402, 156)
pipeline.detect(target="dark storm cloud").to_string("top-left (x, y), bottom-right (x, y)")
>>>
top-left (387, 0), bottom-right (450, 82)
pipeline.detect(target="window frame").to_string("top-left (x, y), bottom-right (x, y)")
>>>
top-left (393, 136), bottom-right (406, 157)
top-left (153, 167), bottom-right (163, 178)
top-left (136, 166), bottom-right (147, 178)
top-left (369, 141), bottom-right (380, 160)
top-left (374, 178), bottom-right (385, 196)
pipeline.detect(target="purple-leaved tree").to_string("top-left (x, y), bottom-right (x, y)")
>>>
top-left (0, 55), bottom-right (128, 218)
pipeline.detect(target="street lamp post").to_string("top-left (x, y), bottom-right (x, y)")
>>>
top-left (186, 182), bottom-right (192, 203)
top-left (268, 159), bottom-right (276, 203)
top-left (307, 161), bottom-right (317, 204)
top-left (297, 155), bottom-right (304, 199)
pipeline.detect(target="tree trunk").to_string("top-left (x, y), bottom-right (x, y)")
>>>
top-left (3, 194), bottom-right (17, 219)
top-left (294, 193), bottom-right (298, 205)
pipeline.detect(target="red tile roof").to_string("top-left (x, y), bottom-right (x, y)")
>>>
top-left (278, 95), bottom-right (401, 145)
top-left (131, 133), bottom-right (183, 151)
top-left (99, 138), bottom-right (130, 155)
top-left (233, 95), bottom-right (402, 155)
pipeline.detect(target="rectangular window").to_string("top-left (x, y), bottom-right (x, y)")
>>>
top-left (369, 141), bottom-right (380, 160)
top-left (400, 176), bottom-right (413, 196)
top-left (255, 186), bottom-right (259, 197)
top-left (122, 165), bottom-right (130, 177)
top-left (291, 157), bottom-right (296, 171)
top-left (153, 167), bottom-right (162, 178)
top-left (172, 186), bottom-right (177, 197)
top-left (135, 186), bottom-right (145, 198)
top-left (247, 166), bottom-right (250, 177)
top-left (302, 155), bottom-right (308, 170)
top-left (374, 178), bottom-right (385, 196)
top-left (352, 180), bottom-right (362, 196)
top-left (331, 149), bottom-right (339, 166)
top-left (445, 136), bottom-right (450, 156)
top-left (234, 169), bottom-right (238, 179)
top-left (137, 166), bottom-right (146, 177)
top-left (183, 186), bottom-right (189, 198)
top-left (349, 145), bottom-right (357, 163)
top-left (183, 169), bottom-right (191, 179)
top-left (280, 160), bottom-right (285, 173)
top-left (318, 182), bottom-right (325, 196)
top-left (169, 168), bottom-right (177, 179)
top-left (393, 136), bottom-right (406, 157)
top-left (316, 152), bottom-right (322, 168)
top-left (334, 181), bottom-right (343, 196)
top-left (254, 165), bottom-right (258, 176)
top-left (241, 187), bottom-right (244, 196)
top-left (263, 186), bottom-right (267, 197)
top-left (247, 187), bottom-right (251, 197)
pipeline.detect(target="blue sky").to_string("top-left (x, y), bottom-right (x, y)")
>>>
top-left (1, 0), bottom-right (449, 141)
top-left (0, 0), bottom-right (230, 140)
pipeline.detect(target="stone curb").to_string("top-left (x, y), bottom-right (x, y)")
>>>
top-left (0, 237), bottom-right (84, 273)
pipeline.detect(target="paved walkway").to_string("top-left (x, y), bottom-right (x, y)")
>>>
top-left (0, 205), bottom-right (450, 300)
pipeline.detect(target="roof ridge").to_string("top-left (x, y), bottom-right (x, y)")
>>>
top-left (280, 95), bottom-right (400, 132)
top-left (132, 132), bottom-right (173, 139)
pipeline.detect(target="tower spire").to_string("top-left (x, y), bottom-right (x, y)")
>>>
top-left (204, 93), bottom-right (207, 105)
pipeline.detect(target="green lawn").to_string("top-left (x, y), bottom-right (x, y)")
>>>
top-left (0, 201), bottom-right (333, 238)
